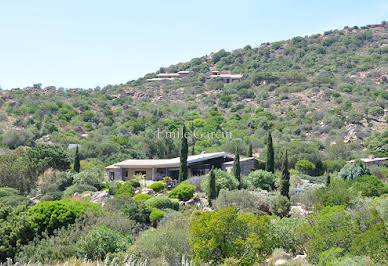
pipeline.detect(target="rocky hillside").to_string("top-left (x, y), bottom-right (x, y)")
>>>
top-left (0, 23), bottom-right (387, 162)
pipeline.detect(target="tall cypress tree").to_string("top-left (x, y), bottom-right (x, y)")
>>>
top-left (248, 143), bottom-right (253, 157)
top-left (326, 174), bottom-right (331, 186)
top-left (233, 152), bottom-right (241, 189)
top-left (266, 132), bottom-right (275, 173)
top-left (74, 145), bottom-right (80, 173)
top-left (178, 125), bottom-right (188, 183)
top-left (208, 168), bottom-right (217, 206)
top-left (280, 149), bottom-right (290, 199)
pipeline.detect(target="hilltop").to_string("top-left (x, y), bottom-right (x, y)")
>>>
top-left (0, 23), bottom-right (387, 163)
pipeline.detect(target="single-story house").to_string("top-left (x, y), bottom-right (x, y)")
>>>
top-left (209, 70), bottom-right (243, 83)
top-left (347, 157), bottom-right (388, 167)
top-left (105, 152), bottom-right (256, 181)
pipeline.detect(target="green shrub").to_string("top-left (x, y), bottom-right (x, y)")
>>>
top-left (0, 195), bottom-right (33, 207)
top-left (243, 170), bottom-right (275, 190)
top-left (106, 197), bottom-right (150, 223)
top-left (36, 169), bottom-right (66, 196)
top-left (300, 205), bottom-right (387, 264)
top-left (73, 167), bottom-right (104, 190)
top-left (270, 195), bottom-right (291, 218)
top-left (0, 205), bottom-right (36, 262)
top-left (168, 183), bottom-right (195, 201)
top-left (150, 208), bottom-right (165, 226)
top-left (148, 181), bottom-right (166, 192)
top-left (295, 160), bottom-right (316, 175)
top-left (17, 212), bottom-right (137, 264)
top-left (133, 193), bottom-right (152, 203)
top-left (315, 180), bottom-right (354, 208)
top-left (337, 161), bottom-right (371, 181)
top-left (213, 189), bottom-right (271, 214)
top-left (190, 207), bottom-right (272, 265)
top-left (323, 160), bottom-right (346, 173)
top-left (351, 175), bottom-right (386, 197)
top-left (128, 179), bottom-right (141, 188)
top-left (27, 200), bottom-right (101, 235)
top-left (201, 169), bottom-right (239, 195)
top-left (0, 187), bottom-right (18, 198)
top-left (269, 217), bottom-right (302, 255)
top-left (76, 225), bottom-right (131, 260)
top-left (145, 196), bottom-right (179, 211)
top-left (63, 184), bottom-right (97, 197)
top-left (128, 214), bottom-right (191, 265)
top-left (40, 191), bottom-right (64, 201)
top-left (115, 181), bottom-right (135, 199)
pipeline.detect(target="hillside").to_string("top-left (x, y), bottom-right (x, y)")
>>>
top-left (0, 23), bottom-right (387, 164)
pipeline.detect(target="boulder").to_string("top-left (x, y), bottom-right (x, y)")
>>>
top-left (141, 188), bottom-right (154, 195)
top-left (83, 190), bottom-right (112, 205)
top-left (185, 198), bottom-right (195, 205)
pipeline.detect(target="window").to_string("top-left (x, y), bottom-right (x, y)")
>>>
top-left (109, 172), bottom-right (115, 181)
top-left (135, 170), bottom-right (147, 176)
top-left (124, 171), bottom-right (128, 178)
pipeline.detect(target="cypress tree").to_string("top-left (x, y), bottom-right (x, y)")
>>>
top-left (326, 174), bottom-right (331, 186)
top-left (208, 168), bottom-right (217, 206)
top-left (233, 152), bottom-right (241, 189)
top-left (191, 141), bottom-right (195, 155)
top-left (248, 143), bottom-right (253, 157)
top-left (280, 149), bottom-right (290, 199)
top-left (74, 145), bottom-right (80, 173)
top-left (266, 132), bottom-right (275, 173)
top-left (178, 125), bottom-right (188, 183)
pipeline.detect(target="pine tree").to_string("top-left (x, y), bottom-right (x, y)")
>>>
top-left (248, 143), bottom-right (253, 157)
top-left (266, 132), bottom-right (275, 173)
top-left (208, 168), bottom-right (217, 206)
top-left (74, 145), bottom-right (80, 173)
top-left (280, 149), bottom-right (290, 199)
top-left (233, 152), bottom-right (241, 189)
top-left (178, 125), bottom-right (188, 183)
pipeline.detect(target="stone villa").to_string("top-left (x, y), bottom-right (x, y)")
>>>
top-left (105, 152), bottom-right (255, 181)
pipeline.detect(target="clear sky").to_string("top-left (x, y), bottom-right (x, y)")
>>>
top-left (0, 0), bottom-right (387, 90)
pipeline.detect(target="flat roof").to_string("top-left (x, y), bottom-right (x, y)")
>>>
top-left (348, 157), bottom-right (388, 163)
top-left (107, 152), bottom-right (232, 169)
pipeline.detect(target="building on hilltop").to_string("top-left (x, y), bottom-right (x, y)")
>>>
top-left (146, 71), bottom-right (190, 81)
top-left (208, 70), bottom-right (243, 83)
top-left (105, 152), bottom-right (256, 181)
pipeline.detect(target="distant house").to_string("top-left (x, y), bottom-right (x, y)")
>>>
top-left (347, 157), bottom-right (388, 167)
top-left (105, 152), bottom-right (256, 181)
top-left (146, 71), bottom-right (190, 81)
top-left (67, 144), bottom-right (80, 149)
top-left (209, 71), bottom-right (243, 83)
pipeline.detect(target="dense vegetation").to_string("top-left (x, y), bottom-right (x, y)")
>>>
top-left (0, 24), bottom-right (387, 165)
top-left (0, 23), bottom-right (387, 265)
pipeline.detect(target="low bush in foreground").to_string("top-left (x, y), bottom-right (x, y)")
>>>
top-left (0, 187), bottom-right (18, 198)
top-left (149, 208), bottom-right (165, 226)
top-left (190, 207), bottom-right (272, 265)
top-left (168, 183), bottom-right (195, 201)
top-left (76, 225), bottom-right (131, 260)
top-left (145, 196), bottom-right (179, 211)
top-left (213, 189), bottom-right (271, 214)
top-left (133, 193), bottom-right (151, 203)
top-left (270, 195), bottom-right (291, 218)
top-left (299, 205), bottom-right (387, 264)
top-left (0, 195), bottom-right (33, 207)
top-left (351, 175), bottom-right (386, 197)
top-left (148, 181), bottom-right (166, 192)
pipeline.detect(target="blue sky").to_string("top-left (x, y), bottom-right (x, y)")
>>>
top-left (0, 0), bottom-right (387, 90)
